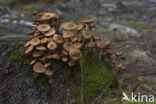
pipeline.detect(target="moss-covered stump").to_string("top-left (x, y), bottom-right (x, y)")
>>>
top-left (65, 56), bottom-right (119, 104)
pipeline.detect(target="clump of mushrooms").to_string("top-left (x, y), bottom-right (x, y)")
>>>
top-left (24, 12), bottom-right (125, 78)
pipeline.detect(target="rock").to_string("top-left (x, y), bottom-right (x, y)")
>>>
top-left (109, 23), bottom-right (141, 37)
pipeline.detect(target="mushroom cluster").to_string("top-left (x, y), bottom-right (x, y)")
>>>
top-left (24, 12), bottom-right (125, 77)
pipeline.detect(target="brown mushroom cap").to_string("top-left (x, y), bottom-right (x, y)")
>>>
top-left (62, 50), bottom-right (68, 56)
top-left (115, 51), bottom-right (123, 57)
top-left (62, 22), bottom-right (77, 30)
top-left (97, 41), bottom-right (106, 49)
top-left (125, 74), bottom-right (131, 80)
top-left (52, 53), bottom-right (60, 60)
top-left (68, 60), bottom-right (76, 67)
top-left (30, 59), bottom-right (37, 65)
top-left (69, 49), bottom-right (82, 60)
top-left (138, 76), bottom-right (144, 83)
top-left (53, 34), bottom-right (64, 44)
top-left (104, 40), bottom-right (111, 47)
top-left (41, 38), bottom-right (48, 44)
top-left (25, 46), bottom-right (34, 54)
top-left (33, 62), bottom-right (46, 73)
top-left (73, 43), bottom-right (83, 49)
top-left (45, 62), bottom-right (51, 68)
top-left (77, 24), bottom-right (84, 30)
top-left (24, 41), bottom-right (31, 47)
top-left (26, 31), bottom-right (35, 35)
top-left (47, 41), bottom-right (57, 50)
top-left (44, 70), bottom-right (54, 77)
top-left (45, 29), bottom-right (56, 36)
top-left (115, 63), bottom-right (123, 68)
top-left (40, 13), bottom-right (53, 20)
top-left (37, 24), bottom-right (51, 32)
top-left (63, 31), bottom-right (74, 39)
top-left (93, 34), bottom-right (101, 40)
top-left (71, 36), bottom-right (79, 42)
top-left (87, 42), bottom-right (96, 48)
top-left (63, 42), bottom-right (73, 51)
top-left (45, 54), bottom-right (53, 59)
top-left (32, 52), bottom-right (42, 57)
top-left (82, 30), bottom-right (93, 39)
top-left (81, 19), bottom-right (96, 23)
top-left (30, 38), bottom-right (40, 46)
top-left (61, 57), bottom-right (69, 62)
top-left (36, 46), bottom-right (47, 51)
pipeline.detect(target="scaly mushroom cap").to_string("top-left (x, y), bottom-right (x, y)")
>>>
top-left (77, 24), bottom-right (84, 30)
top-left (30, 38), bottom-right (40, 46)
top-left (47, 41), bottom-right (57, 50)
top-left (63, 42), bottom-right (73, 51)
top-left (25, 46), bottom-right (34, 54)
top-left (41, 38), bottom-right (48, 44)
top-left (81, 19), bottom-right (96, 23)
top-left (87, 42), bottom-right (96, 48)
top-left (33, 62), bottom-right (46, 73)
top-left (62, 22), bottom-right (77, 30)
top-left (97, 41), bottom-right (106, 49)
top-left (37, 24), bottom-right (51, 32)
top-left (115, 51), bottom-right (123, 57)
top-left (30, 59), bottom-right (37, 65)
top-left (68, 60), bottom-right (76, 67)
top-left (45, 29), bottom-right (56, 36)
top-left (69, 49), bottom-right (82, 60)
top-left (73, 43), bottom-right (83, 49)
top-left (44, 70), bottom-right (54, 77)
top-left (52, 54), bottom-right (60, 60)
top-left (61, 57), bottom-right (69, 62)
top-left (63, 31), bottom-right (74, 39)
top-left (32, 52), bottom-right (42, 57)
top-left (53, 34), bottom-right (64, 44)
top-left (82, 30), bottom-right (93, 39)
top-left (93, 34), bottom-right (100, 40)
top-left (36, 46), bottom-right (47, 51)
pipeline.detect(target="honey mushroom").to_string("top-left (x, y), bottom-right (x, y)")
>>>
top-left (33, 62), bottom-right (46, 73)
top-left (62, 22), bottom-right (77, 31)
top-left (81, 19), bottom-right (96, 30)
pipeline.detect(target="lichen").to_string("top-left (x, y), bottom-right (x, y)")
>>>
top-left (65, 55), bottom-right (119, 104)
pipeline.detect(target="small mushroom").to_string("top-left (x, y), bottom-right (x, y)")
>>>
top-left (44, 70), bottom-right (54, 77)
top-left (82, 30), bottom-right (93, 40)
top-left (87, 42), bottom-right (96, 48)
top-left (36, 46), bottom-right (47, 51)
top-left (73, 43), bottom-right (83, 49)
top-left (45, 62), bottom-right (51, 68)
top-left (93, 34), bottom-right (101, 40)
top-left (45, 29), bottom-right (56, 36)
top-left (71, 36), bottom-right (79, 43)
top-left (53, 34), bottom-right (64, 44)
top-left (32, 52), bottom-right (42, 57)
top-left (62, 22), bottom-right (77, 31)
top-left (63, 42), bottom-right (73, 51)
top-left (24, 41), bottom-right (31, 47)
top-left (30, 38), bottom-right (40, 46)
top-left (125, 74), bottom-right (132, 80)
top-left (62, 50), bottom-right (68, 56)
top-left (81, 19), bottom-right (96, 23)
top-left (69, 49), bottom-right (82, 60)
top-left (33, 62), bottom-right (46, 73)
top-left (37, 24), bottom-right (51, 32)
top-left (25, 46), bottom-right (34, 54)
top-left (76, 24), bottom-right (84, 31)
top-left (47, 41), bottom-right (57, 50)
top-left (63, 31), bottom-right (74, 39)
top-left (30, 59), bottom-right (37, 65)
top-left (115, 63), bottom-right (123, 69)
top-left (97, 41), bottom-right (106, 49)
top-left (138, 76), bottom-right (144, 83)
top-left (68, 60), bottom-right (76, 67)
top-left (41, 38), bottom-right (48, 44)
top-left (45, 54), bottom-right (53, 59)
top-left (52, 53), bottom-right (60, 60)
top-left (115, 51), bottom-right (123, 57)
top-left (61, 57), bottom-right (69, 62)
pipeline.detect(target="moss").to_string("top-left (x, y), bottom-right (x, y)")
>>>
top-left (97, 27), bottom-right (109, 32)
top-left (122, 20), bottom-right (143, 27)
top-left (23, 4), bottom-right (34, 12)
top-left (68, 55), bottom-right (119, 104)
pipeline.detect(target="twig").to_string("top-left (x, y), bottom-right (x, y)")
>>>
top-left (80, 61), bottom-right (84, 104)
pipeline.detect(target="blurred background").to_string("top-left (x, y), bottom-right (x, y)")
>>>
top-left (0, 0), bottom-right (155, 103)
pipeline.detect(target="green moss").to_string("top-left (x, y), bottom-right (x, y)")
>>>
top-left (122, 20), bottom-right (143, 27)
top-left (69, 56), bottom-right (118, 104)
top-left (97, 27), bottom-right (109, 32)
top-left (23, 4), bottom-right (34, 12)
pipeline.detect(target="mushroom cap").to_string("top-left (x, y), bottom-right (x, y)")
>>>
top-left (115, 51), bottom-right (123, 57)
top-left (73, 43), bottom-right (83, 49)
top-left (77, 24), bottom-right (84, 30)
top-left (44, 70), bottom-right (54, 77)
top-left (33, 62), bottom-right (46, 73)
top-left (52, 53), bottom-right (60, 60)
top-left (30, 38), bottom-right (40, 46)
top-left (97, 41), bottom-right (105, 49)
top-left (69, 49), bottom-right (82, 60)
top-left (53, 34), bottom-right (64, 44)
top-left (62, 50), bottom-right (68, 56)
top-left (63, 31), bottom-right (74, 39)
top-left (121, 66), bottom-right (126, 70)
top-left (138, 76), bottom-right (144, 83)
top-left (36, 12), bottom-right (46, 17)
top-left (48, 37), bottom-right (54, 42)
top-left (41, 38), bottom-right (48, 44)
top-left (63, 42), bottom-right (73, 51)
top-left (32, 52), bottom-right (42, 57)
top-left (104, 40), bottom-right (111, 47)
top-left (26, 31), bottom-right (35, 35)
top-left (45, 29), bottom-right (56, 36)
top-left (82, 30), bottom-right (93, 39)
top-left (47, 41), bottom-right (57, 50)
top-left (71, 36), bottom-right (79, 42)
top-left (87, 42), bottom-right (96, 48)
top-left (25, 46), bottom-right (34, 54)
top-left (62, 22), bottom-right (77, 30)
top-left (115, 63), bottom-right (123, 68)
top-left (40, 13), bottom-right (56, 20)
top-left (125, 74), bottom-right (131, 80)
top-left (61, 57), bottom-right (69, 62)
top-left (36, 46), bottom-right (47, 51)
top-left (45, 54), bottom-right (53, 59)
top-left (93, 34), bottom-right (100, 40)
top-left (81, 19), bottom-right (96, 23)
top-left (45, 62), bottom-right (51, 68)
top-left (68, 60), bottom-right (76, 67)
top-left (24, 41), bottom-right (31, 47)
top-left (37, 24), bottom-right (51, 32)
top-left (30, 59), bottom-right (37, 65)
